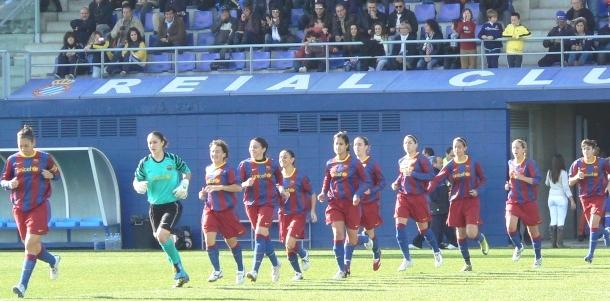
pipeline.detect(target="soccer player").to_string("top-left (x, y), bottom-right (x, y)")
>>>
top-left (199, 140), bottom-right (246, 284)
top-left (391, 135), bottom-right (442, 271)
top-left (503, 139), bottom-right (543, 268)
top-left (350, 136), bottom-right (385, 271)
top-left (428, 137), bottom-right (490, 272)
top-left (278, 149), bottom-right (318, 281)
top-left (568, 139), bottom-right (610, 263)
top-left (317, 131), bottom-right (371, 280)
top-left (133, 131), bottom-right (191, 288)
top-left (1, 125), bottom-right (61, 298)
top-left (239, 137), bottom-right (285, 282)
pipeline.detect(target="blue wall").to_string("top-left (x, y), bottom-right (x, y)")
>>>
top-left (0, 95), bottom-right (509, 248)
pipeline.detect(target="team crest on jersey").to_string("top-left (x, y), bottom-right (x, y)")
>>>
top-left (33, 79), bottom-right (74, 97)
top-left (166, 165), bottom-right (174, 171)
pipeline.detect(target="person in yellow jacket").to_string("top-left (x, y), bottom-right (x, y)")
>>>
top-left (84, 30), bottom-right (111, 78)
top-left (502, 12), bottom-right (531, 68)
top-left (107, 27), bottom-right (148, 75)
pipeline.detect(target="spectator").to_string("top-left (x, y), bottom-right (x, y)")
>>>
top-left (444, 19), bottom-right (461, 69)
top-left (370, 22), bottom-right (391, 70)
top-left (71, 7), bottom-right (96, 47)
top-left (155, 7), bottom-right (186, 47)
top-left (388, 21), bottom-right (417, 70)
top-left (107, 27), bottom-right (147, 75)
top-left (423, 147), bottom-right (435, 157)
top-left (158, 0), bottom-right (185, 13)
top-left (294, 30), bottom-right (325, 72)
top-left (89, 0), bottom-right (114, 35)
top-left (478, 9), bottom-right (503, 69)
top-left (110, 3), bottom-right (145, 48)
top-left (538, 11), bottom-right (575, 67)
top-left (567, 0), bottom-right (595, 33)
top-left (502, 12), bottom-right (530, 68)
top-left (387, 0), bottom-right (418, 37)
top-left (253, 0), bottom-right (292, 20)
top-left (429, 156), bottom-right (457, 249)
top-left (545, 154), bottom-right (576, 248)
top-left (343, 23), bottom-right (368, 71)
top-left (596, 18), bottom-right (610, 65)
top-left (212, 6), bottom-right (237, 57)
top-left (234, 4), bottom-right (264, 45)
top-left (264, 7), bottom-right (294, 44)
top-left (364, 0), bottom-right (387, 36)
top-left (442, 146), bottom-right (453, 166)
top-left (111, 0), bottom-right (136, 10)
top-left (567, 19), bottom-right (594, 66)
top-left (457, 8), bottom-right (477, 69)
top-left (478, 0), bottom-right (508, 24)
top-left (55, 32), bottom-right (85, 79)
top-left (416, 19), bottom-right (444, 70)
top-left (135, 0), bottom-right (158, 25)
top-left (306, 2), bottom-right (332, 30)
top-left (84, 31), bottom-right (111, 78)
top-left (331, 3), bottom-right (358, 42)
top-left (301, 0), bottom-right (326, 29)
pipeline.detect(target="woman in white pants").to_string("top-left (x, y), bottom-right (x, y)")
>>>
top-left (545, 154), bottom-right (576, 248)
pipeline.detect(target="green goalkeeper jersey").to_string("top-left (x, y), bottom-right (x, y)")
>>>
top-left (134, 152), bottom-right (191, 205)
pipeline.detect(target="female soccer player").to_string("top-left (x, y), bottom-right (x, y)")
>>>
top-left (503, 139), bottom-right (543, 268)
top-left (568, 139), bottom-right (610, 263)
top-left (391, 135), bottom-right (442, 271)
top-left (317, 131), bottom-right (371, 279)
top-left (428, 137), bottom-right (490, 272)
top-left (133, 131), bottom-right (191, 288)
top-left (199, 140), bottom-right (246, 285)
top-left (278, 149), bottom-right (317, 281)
top-left (239, 137), bottom-right (284, 282)
top-left (1, 126), bottom-right (60, 298)
top-left (350, 136), bottom-right (385, 271)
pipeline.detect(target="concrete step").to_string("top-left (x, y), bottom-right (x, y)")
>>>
top-left (527, 19), bottom-right (556, 31)
top-left (529, 8), bottom-right (558, 19)
top-left (45, 21), bottom-right (72, 33)
top-left (41, 32), bottom-right (67, 43)
top-left (537, 0), bottom-right (571, 9)
top-left (24, 43), bottom-right (63, 52)
top-left (41, 11), bottom-right (59, 23)
top-left (59, 12), bottom-right (82, 21)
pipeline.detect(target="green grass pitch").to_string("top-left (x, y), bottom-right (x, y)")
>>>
top-left (0, 247), bottom-right (608, 300)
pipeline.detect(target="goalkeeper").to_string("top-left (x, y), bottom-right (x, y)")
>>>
top-left (133, 131), bottom-right (192, 288)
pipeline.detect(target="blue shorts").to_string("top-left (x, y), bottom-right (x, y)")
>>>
top-left (605, 197), bottom-right (610, 212)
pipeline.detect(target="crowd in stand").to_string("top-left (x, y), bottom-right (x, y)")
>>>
top-left (52, 0), bottom-right (610, 79)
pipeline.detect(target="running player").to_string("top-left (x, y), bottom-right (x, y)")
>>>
top-left (1, 126), bottom-right (61, 298)
top-left (391, 134), bottom-right (442, 271)
top-left (504, 139), bottom-right (543, 268)
top-left (278, 149), bottom-right (317, 281)
top-left (568, 139), bottom-right (610, 263)
top-left (350, 136), bottom-right (385, 271)
top-left (239, 137), bottom-right (284, 282)
top-left (317, 131), bottom-right (371, 279)
top-left (428, 137), bottom-right (490, 272)
top-left (133, 131), bottom-right (191, 288)
top-left (199, 140), bottom-right (246, 284)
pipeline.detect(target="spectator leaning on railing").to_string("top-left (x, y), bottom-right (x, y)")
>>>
top-left (55, 32), bottom-right (85, 80)
top-left (293, 30), bottom-right (325, 73)
top-left (84, 31), bottom-right (111, 78)
top-left (107, 27), bottom-right (147, 75)
top-left (567, 19), bottom-right (594, 66)
top-left (502, 12), bottom-right (530, 68)
top-left (71, 7), bottom-right (96, 47)
top-left (457, 8), bottom-right (477, 69)
top-left (478, 9), bottom-right (503, 69)
top-left (596, 17), bottom-right (610, 65)
top-left (538, 11), bottom-right (575, 67)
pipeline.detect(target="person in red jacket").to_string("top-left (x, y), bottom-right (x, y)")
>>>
top-left (457, 8), bottom-right (477, 69)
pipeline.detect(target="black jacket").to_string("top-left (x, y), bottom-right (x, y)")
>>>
top-left (70, 18), bottom-right (96, 46)
top-left (387, 8), bottom-right (418, 35)
top-left (390, 33), bottom-right (417, 56)
top-left (543, 25), bottom-right (575, 53)
top-left (89, 0), bottom-right (113, 28)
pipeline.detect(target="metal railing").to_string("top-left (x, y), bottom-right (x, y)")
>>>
top-left (3, 34), bottom-right (610, 99)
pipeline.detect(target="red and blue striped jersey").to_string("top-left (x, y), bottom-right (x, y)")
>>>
top-left (394, 153), bottom-right (434, 196)
top-left (204, 162), bottom-right (238, 211)
top-left (569, 156), bottom-right (610, 199)
top-left (280, 169), bottom-right (313, 215)
top-left (507, 158), bottom-right (541, 204)
top-left (238, 158), bottom-right (282, 207)
top-left (1, 151), bottom-right (59, 212)
top-left (428, 156), bottom-right (486, 202)
top-left (321, 154), bottom-right (371, 201)
top-left (360, 156), bottom-right (386, 204)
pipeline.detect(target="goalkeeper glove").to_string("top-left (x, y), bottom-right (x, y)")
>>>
top-left (173, 179), bottom-right (189, 200)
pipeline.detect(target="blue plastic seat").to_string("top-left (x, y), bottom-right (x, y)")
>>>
top-left (196, 52), bottom-right (220, 71)
top-left (438, 3), bottom-right (460, 22)
top-left (51, 218), bottom-right (79, 228)
top-left (251, 51), bottom-right (270, 70)
top-left (177, 52), bottom-right (196, 72)
top-left (329, 52), bottom-right (345, 70)
top-left (219, 52), bottom-right (245, 70)
top-left (465, 2), bottom-right (480, 24)
top-left (270, 50), bottom-right (295, 69)
top-left (144, 12), bottom-right (155, 32)
top-left (185, 32), bottom-right (194, 47)
top-left (79, 218), bottom-right (103, 228)
top-left (415, 4), bottom-right (435, 23)
top-left (196, 32), bottom-right (215, 51)
top-left (291, 8), bottom-right (304, 27)
top-left (148, 34), bottom-right (159, 47)
top-left (191, 10), bottom-right (213, 30)
top-left (146, 53), bottom-right (172, 73)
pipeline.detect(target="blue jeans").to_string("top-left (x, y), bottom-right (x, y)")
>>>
top-left (568, 52), bottom-right (591, 66)
top-left (416, 58), bottom-right (439, 70)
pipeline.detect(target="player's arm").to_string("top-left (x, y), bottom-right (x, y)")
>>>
top-left (0, 159), bottom-right (17, 190)
top-left (303, 176), bottom-right (318, 222)
top-left (568, 162), bottom-right (581, 187)
top-left (411, 156), bottom-right (435, 181)
top-left (317, 164), bottom-right (331, 202)
top-left (427, 164), bottom-right (449, 193)
top-left (133, 159), bottom-right (148, 194)
top-left (42, 155), bottom-right (60, 180)
top-left (367, 163), bottom-right (386, 196)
